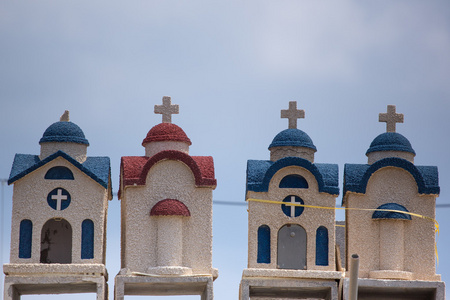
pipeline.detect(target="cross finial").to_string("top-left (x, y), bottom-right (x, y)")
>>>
top-left (281, 101), bottom-right (305, 129)
top-left (379, 105), bottom-right (404, 133)
top-left (154, 96), bottom-right (179, 123)
top-left (60, 110), bottom-right (69, 122)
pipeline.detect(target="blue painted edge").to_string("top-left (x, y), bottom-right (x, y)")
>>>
top-left (315, 226), bottom-right (328, 266)
top-left (372, 203), bottom-right (412, 220)
top-left (246, 157), bottom-right (339, 195)
top-left (8, 150), bottom-right (111, 190)
top-left (81, 219), bottom-right (94, 259)
top-left (19, 219), bottom-right (32, 259)
top-left (343, 157), bottom-right (439, 197)
top-left (257, 225), bottom-right (271, 264)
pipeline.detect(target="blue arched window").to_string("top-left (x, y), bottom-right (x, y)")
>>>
top-left (279, 174), bottom-right (308, 189)
top-left (19, 219), bottom-right (32, 259)
top-left (45, 166), bottom-right (74, 180)
top-left (315, 226), bottom-right (328, 266)
top-left (257, 225), bottom-right (271, 264)
top-left (81, 219), bottom-right (94, 259)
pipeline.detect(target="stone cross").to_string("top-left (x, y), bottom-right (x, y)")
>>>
top-left (154, 96), bottom-right (179, 123)
top-left (281, 101), bottom-right (305, 129)
top-left (379, 105), bottom-right (404, 133)
top-left (52, 189), bottom-right (68, 211)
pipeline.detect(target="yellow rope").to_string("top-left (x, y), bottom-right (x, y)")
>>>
top-left (246, 198), bottom-right (439, 264)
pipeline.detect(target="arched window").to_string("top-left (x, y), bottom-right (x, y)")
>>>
top-left (279, 174), bottom-right (308, 189)
top-left (315, 226), bottom-right (329, 266)
top-left (257, 225), bottom-right (271, 263)
top-left (81, 219), bottom-right (94, 259)
top-left (45, 166), bottom-right (74, 180)
top-left (19, 219), bottom-right (32, 259)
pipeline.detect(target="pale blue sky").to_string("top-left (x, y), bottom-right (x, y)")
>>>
top-left (1, 1), bottom-right (450, 299)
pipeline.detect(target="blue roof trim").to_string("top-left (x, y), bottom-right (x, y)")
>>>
top-left (344, 157), bottom-right (439, 196)
top-left (246, 157), bottom-right (339, 195)
top-left (372, 203), bottom-right (412, 220)
top-left (8, 150), bottom-right (111, 189)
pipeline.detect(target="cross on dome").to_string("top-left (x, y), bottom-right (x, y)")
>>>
top-left (281, 101), bottom-right (305, 129)
top-left (154, 96), bottom-right (179, 123)
top-left (379, 105), bottom-right (404, 133)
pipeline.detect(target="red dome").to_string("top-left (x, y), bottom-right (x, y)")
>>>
top-left (150, 199), bottom-right (191, 216)
top-left (142, 123), bottom-right (191, 146)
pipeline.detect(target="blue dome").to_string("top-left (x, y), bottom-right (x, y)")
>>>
top-left (372, 203), bottom-right (411, 220)
top-left (39, 121), bottom-right (89, 145)
top-left (366, 132), bottom-right (415, 155)
top-left (269, 129), bottom-right (317, 151)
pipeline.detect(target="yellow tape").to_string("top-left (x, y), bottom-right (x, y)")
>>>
top-left (247, 198), bottom-right (440, 264)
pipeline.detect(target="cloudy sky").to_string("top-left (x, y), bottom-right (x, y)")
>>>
top-left (1, 1), bottom-right (450, 299)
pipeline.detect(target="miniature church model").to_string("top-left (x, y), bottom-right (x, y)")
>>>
top-left (4, 111), bottom-right (112, 300)
top-left (115, 97), bottom-right (218, 299)
top-left (240, 102), bottom-right (342, 300)
top-left (343, 105), bottom-right (444, 299)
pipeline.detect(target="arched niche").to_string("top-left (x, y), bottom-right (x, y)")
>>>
top-left (40, 218), bottom-right (72, 264)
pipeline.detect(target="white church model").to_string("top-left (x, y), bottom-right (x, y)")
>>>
top-left (115, 97), bottom-right (218, 299)
top-left (342, 105), bottom-right (444, 299)
top-left (240, 102), bottom-right (342, 300)
top-left (4, 111), bottom-right (112, 300)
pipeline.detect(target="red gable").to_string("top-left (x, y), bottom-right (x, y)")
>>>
top-left (119, 150), bottom-right (216, 199)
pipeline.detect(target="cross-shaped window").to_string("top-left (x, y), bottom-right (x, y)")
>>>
top-left (47, 188), bottom-right (71, 211)
top-left (281, 195), bottom-right (304, 217)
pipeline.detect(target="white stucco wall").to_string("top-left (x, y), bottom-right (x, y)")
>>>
top-left (121, 159), bottom-right (214, 275)
top-left (345, 167), bottom-right (439, 281)
top-left (246, 165), bottom-right (337, 272)
top-left (9, 157), bottom-right (109, 266)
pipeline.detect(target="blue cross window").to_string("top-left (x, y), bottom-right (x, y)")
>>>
top-left (281, 195), bottom-right (304, 217)
top-left (47, 188), bottom-right (71, 211)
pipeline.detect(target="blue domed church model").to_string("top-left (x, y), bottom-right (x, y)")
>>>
top-left (240, 102), bottom-right (342, 300)
top-left (343, 105), bottom-right (444, 299)
top-left (4, 111), bottom-right (112, 300)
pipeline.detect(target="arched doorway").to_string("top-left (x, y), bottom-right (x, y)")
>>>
top-left (40, 218), bottom-right (72, 263)
top-left (277, 224), bottom-right (307, 270)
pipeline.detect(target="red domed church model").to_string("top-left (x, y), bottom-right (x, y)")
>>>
top-left (115, 96), bottom-right (218, 299)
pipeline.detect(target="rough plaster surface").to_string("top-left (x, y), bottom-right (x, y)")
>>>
top-left (342, 278), bottom-right (445, 300)
top-left (40, 142), bottom-right (88, 163)
top-left (246, 165), bottom-right (338, 272)
top-left (269, 146), bottom-right (315, 162)
top-left (4, 263), bottom-right (107, 276)
top-left (120, 158), bottom-right (216, 276)
top-left (345, 167), bottom-right (439, 281)
top-left (115, 274), bottom-right (214, 300)
top-left (239, 277), bottom-right (339, 300)
top-left (367, 150), bottom-right (414, 165)
top-left (8, 157), bottom-right (109, 265)
top-left (145, 140), bottom-right (189, 157)
top-left (4, 274), bottom-right (107, 300)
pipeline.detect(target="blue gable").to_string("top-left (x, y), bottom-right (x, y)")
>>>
top-left (246, 157), bottom-right (339, 195)
top-left (344, 157), bottom-right (439, 199)
top-left (8, 150), bottom-right (111, 190)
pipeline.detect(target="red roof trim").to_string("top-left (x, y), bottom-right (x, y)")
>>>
top-left (150, 199), bottom-right (190, 216)
top-left (119, 150), bottom-right (216, 198)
